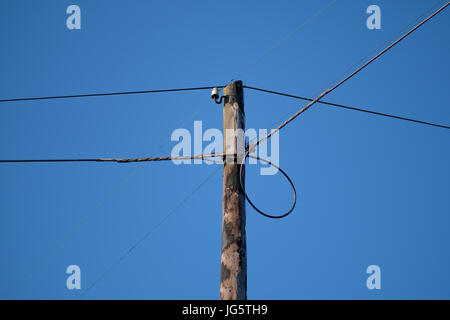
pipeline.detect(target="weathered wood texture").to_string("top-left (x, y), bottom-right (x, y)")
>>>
top-left (220, 81), bottom-right (247, 300)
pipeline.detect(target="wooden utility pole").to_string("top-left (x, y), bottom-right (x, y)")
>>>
top-left (220, 80), bottom-right (247, 300)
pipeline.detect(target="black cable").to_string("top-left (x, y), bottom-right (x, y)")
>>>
top-left (240, 153), bottom-right (297, 219)
top-left (244, 2), bottom-right (449, 192)
top-left (0, 153), bottom-right (224, 164)
top-left (244, 86), bottom-right (450, 130)
top-left (0, 86), bottom-right (225, 103)
top-left (0, 99), bottom-right (215, 299)
top-left (0, 159), bottom-right (103, 163)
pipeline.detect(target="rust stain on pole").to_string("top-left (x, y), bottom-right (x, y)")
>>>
top-left (220, 81), bottom-right (247, 300)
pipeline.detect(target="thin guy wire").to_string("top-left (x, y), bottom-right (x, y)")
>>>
top-left (80, 166), bottom-right (221, 298)
top-left (252, 2), bottom-right (449, 150)
top-left (230, 0), bottom-right (337, 82)
top-left (0, 99), bottom-right (211, 299)
top-left (313, 0), bottom-right (446, 97)
top-left (269, 0), bottom-right (447, 128)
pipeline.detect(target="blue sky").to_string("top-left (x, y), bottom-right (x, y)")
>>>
top-left (0, 0), bottom-right (449, 299)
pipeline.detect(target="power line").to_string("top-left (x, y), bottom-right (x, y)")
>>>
top-left (244, 86), bottom-right (450, 130)
top-left (1, 1), bottom-right (448, 299)
top-left (312, 0), bottom-right (446, 97)
top-left (0, 86), bottom-right (225, 103)
top-left (264, 0), bottom-right (449, 130)
top-left (0, 153), bottom-right (224, 164)
top-left (0, 98), bottom-right (213, 299)
top-left (252, 1), bottom-right (450, 150)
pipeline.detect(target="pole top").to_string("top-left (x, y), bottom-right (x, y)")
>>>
top-left (223, 81), bottom-right (244, 107)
